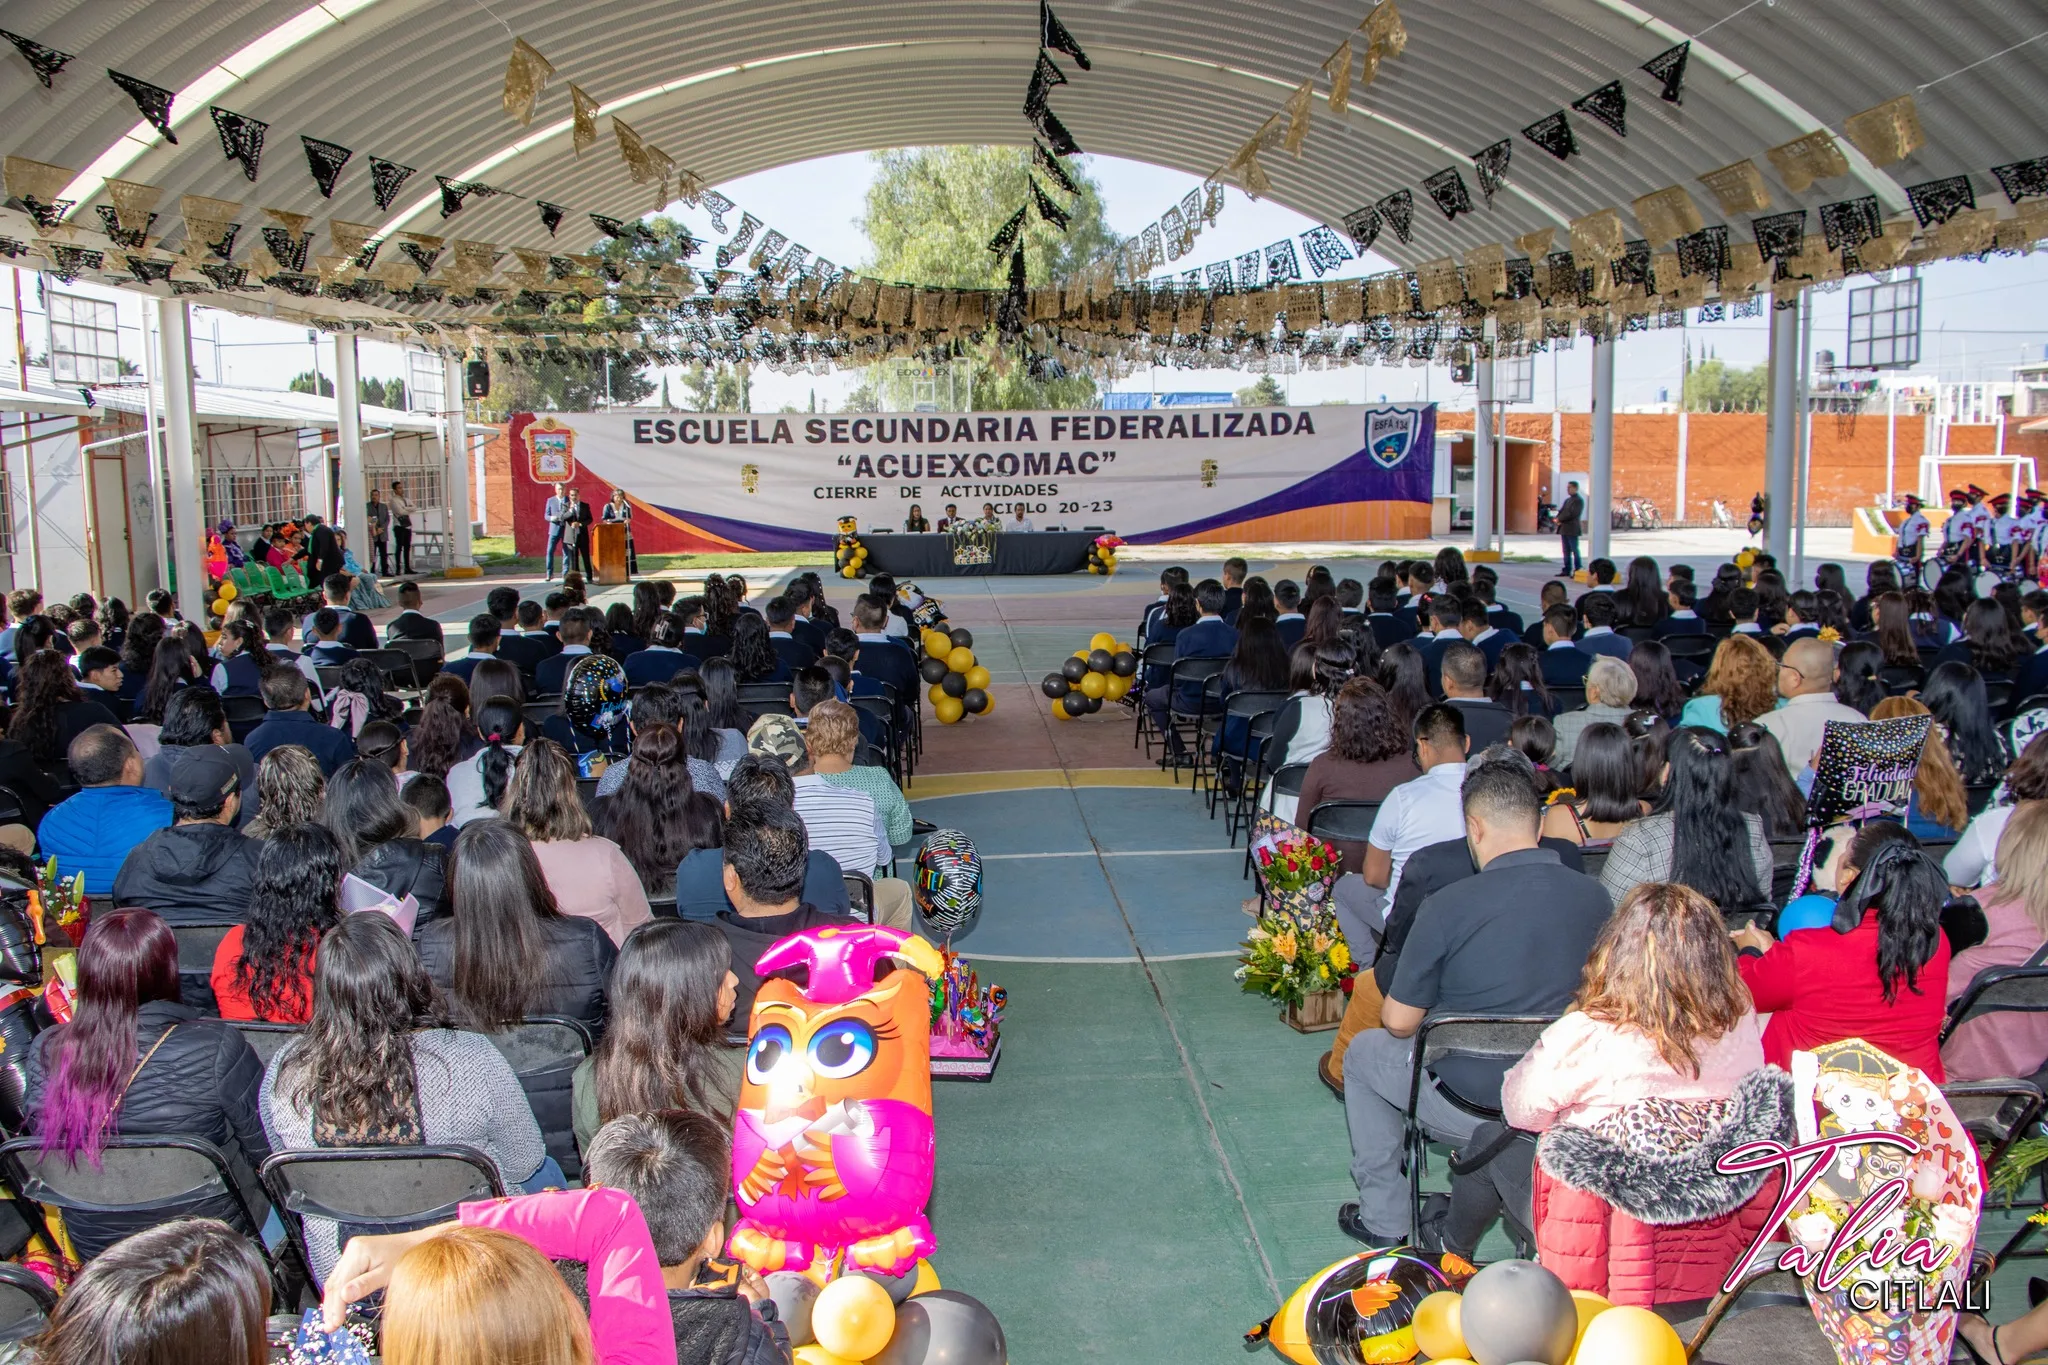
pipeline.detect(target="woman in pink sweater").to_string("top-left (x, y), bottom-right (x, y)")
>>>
top-left (1945, 802), bottom-right (2048, 1082)
top-left (503, 739), bottom-right (652, 945)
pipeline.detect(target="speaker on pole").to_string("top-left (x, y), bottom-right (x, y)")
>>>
top-left (464, 355), bottom-right (490, 398)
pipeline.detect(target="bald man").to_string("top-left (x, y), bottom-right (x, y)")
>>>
top-left (1754, 636), bottom-right (1867, 775)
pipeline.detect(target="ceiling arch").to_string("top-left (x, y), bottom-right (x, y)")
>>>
top-left (3, 0), bottom-right (2042, 274)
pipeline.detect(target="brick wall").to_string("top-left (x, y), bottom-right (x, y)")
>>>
top-left (474, 424), bottom-right (514, 536)
top-left (1441, 410), bottom-right (2048, 526)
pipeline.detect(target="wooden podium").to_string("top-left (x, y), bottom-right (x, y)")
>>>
top-left (591, 522), bottom-right (630, 584)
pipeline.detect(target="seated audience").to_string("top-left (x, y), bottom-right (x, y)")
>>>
top-left (1439, 642), bottom-right (1511, 749)
top-left (27, 1219), bottom-right (273, 1365)
top-left (595, 723), bottom-right (721, 898)
top-left (1551, 657), bottom-right (1640, 769)
top-left (1945, 802), bottom-right (2048, 1082)
top-left (1601, 726), bottom-right (1770, 912)
top-left (448, 696), bottom-right (525, 826)
top-left (210, 822), bottom-right (342, 1022)
top-left (1625, 639), bottom-right (1689, 722)
top-left (244, 668), bottom-right (358, 775)
top-left (415, 819), bottom-right (617, 1034)
top-left (112, 746), bottom-right (259, 925)
top-left (1297, 679), bottom-right (1415, 876)
top-left (1501, 883), bottom-right (1773, 1298)
top-left (1541, 722), bottom-right (1643, 847)
top-left (1488, 642), bottom-right (1553, 720)
top-left (1947, 733), bottom-right (2048, 888)
top-left (24, 909), bottom-right (270, 1259)
top-left (1869, 696), bottom-right (1970, 840)
top-left (1732, 822), bottom-right (1950, 1078)
top-left (1336, 750), bottom-right (1611, 1245)
top-left (623, 613), bottom-right (699, 688)
top-left (1677, 633), bottom-right (1779, 735)
top-left (404, 773), bottom-right (458, 852)
top-left (1726, 723), bottom-right (1808, 841)
top-left (1539, 605), bottom-right (1593, 686)
top-left (1334, 705), bottom-right (1469, 958)
top-left (325, 757), bottom-right (449, 921)
top-left (263, 912), bottom-right (554, 1283)
top-left (1921, 660), bottom-right (2010, 788)
top-left (727, 612), bottom-right (790, 685)
top-left (12, 650), bottom-right (120, 769)
top-left (1832, 639), bottom-right (1887, 716)
top-left (243, 743), bottom-right (325, 837)
top-left (502, 737), bottom-right (652, 944)
top-left (1376, 642), bottom-right (1432, 731)
top-left (674, 756), bottom-right (852, 922)
top-left (1755, 637), bottom-right (1866, 775)
top-left (37, 725), bottom-right (171, 894)
top-left (534, 611), bottom-right (599, 696)
top-left (715, 802), bottom-right (864, 1019)
top-left (141, 688), bottom-right (258, 828)
top-left (804, 699), bottom-right (912, 848)
top-left (572, 920), bottom-right (743, 1151)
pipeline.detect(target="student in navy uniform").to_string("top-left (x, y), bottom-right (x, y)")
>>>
top-left (383, 581), bottom-right (443, 646)
top-left (1221, 558), bottom-right (1248, 621)
top-left (624, 614), bottom-right (700, 687)
top-left (1365, 578), bottom-right (1418, 649)
top-left (1539, 605), bottom-right (1594, 686)
top-left (442, 615), bottom-right (503, 687)
top-left (1272, 580), bottom-right (1308, 651)
top-left (1413, 598), bottom-right (1467, 697)
top-left (847, 599), bottom-right (918, 700)
top-left (1474, 575), bottom-right (1523, 636)
top-left (763, 597), bottom-right (819, 672)
top-left (1779, 590), bottom-right (1823, 642)
top-left (1459, 598), bottom-right (1511, 673)
top-left (534, 611), bottom-right (599, 696)
top-left (300, 574), bottom-right (377, 651)
top-left (1657, 579), bottom-right (1709, 636)
top-left (303, 609), bottom-right (359, 667)
top-left (784, 578), bottom-right (828, 653)
top-left (1574, 592), bottom-right (1633, 661)
top-left (1521, 581), bottom-right (1569, 649)
top-left (243, 668), bottom-right (357, 775)
top-left (1145, 579), bottom-right (1237, 750)
top-left (208, 621), bottom-right (266, 698)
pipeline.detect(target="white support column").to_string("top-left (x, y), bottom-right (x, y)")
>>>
top-left (1589, 337), bottom-right (1615, 564)
top-left (1793, 290), bottom-right (1814, 586)
top-left (333, 335), bottom-right (369, 561)
top-left (444, 354), bottom-right (474, 568)
top-left (1764, 294), bottom-right (1800, 566)
top-left (1472, 352), bottom-right (1495, 553)
top-left (155, 299), bottom-right (208, 622)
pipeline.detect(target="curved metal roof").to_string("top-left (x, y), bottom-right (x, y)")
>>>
top-left (4, 0), bottom-right (2044, 273)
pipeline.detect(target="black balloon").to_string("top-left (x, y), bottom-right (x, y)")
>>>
top-left (940, 672), bottom-right (968, 698)
top-left (1086, 648), bottom-right (1113, 673)
top-left (1111, 650), bottom-right (1137, 677)
top-left (962, 688), bottom-right (988, 714)
top-left (1085, 694), bottom-right (1103, 713)
top-left (1040, 673), bottom-right (1071, 698)
top-left (1061, 691), bottom-right (1090, 716)
top-left (919, 656), bottom-right (950, 684)
top-left (870, 1289), bottom-right (1007, 1365)
top-left (1060, 657), bottom-right (1088, 683)
top-left (949, 628), bottom-right (974, 650)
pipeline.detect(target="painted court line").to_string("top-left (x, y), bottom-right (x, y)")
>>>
top-left (977, 848), bottom-right (1240, 860)
top-left (965, 949), bottom-right (1245, 963)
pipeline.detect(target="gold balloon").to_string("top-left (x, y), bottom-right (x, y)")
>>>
top-left (1412, 1292), bottom-right (1466, 1361)
top-left (841, 566), bottom-right (858, 578)
top-left (811, 1276), bottom-right (896, 1361)
top-left (946, 646), bottom-right (975, 673)
top-left (934, 695), bottom-right (965, 724)
top-left (1569, 1288), bottom-right (1612, 1355)
top-left (1089, 631), bottom-right (1117, 652)
top-left (963, 665), bottom-right (991, 691)
top-left (1051, 699), bottom-right (1072, 720)
top-left (1077, 670), bottom-right (1107, 700)
top-left (910, 1259), bottom-right (942, 1296)
top-left (792, 1348), bottom-right (860, 1365)
top-left (218, 579), bottom-right (238, 601)
top-left (1570, 1305), bottom-right (1683, 1365)
top-left (928, 684), bottom-right (948, 705)
top-left (1103, 673), bottom-right (1131, 701)
top-left (212, 598), bottom-right (231, 616)
top-left (923, 630), bottom-right (951, 657)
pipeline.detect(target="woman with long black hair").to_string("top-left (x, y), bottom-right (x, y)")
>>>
top-left (1599, 726), bottom-right (1771, 912)
top-left (1624, 639), bottom-right (1687, 722)
top-left (1939, 597), bottom-right (2022, 686)
top-left (629, 580), bottom-right (662, 647)
top-left (699, 572), bottom-right (739, 650)
top-left (571, 919), bottom-right (742, 1150)
top-left (1488, 641), bottom-right (1553, 718)
top-left (211, 822), bottom-right (343, 1022)
top-left (135, 633), bottom-right (201, 727)
top-left (1726, 723), bottom-right (1808, 839)
top-left (1616, 555), bottom-right (1666, 630)
top-left (1833, 640), bottom-right (1887, 716)
top-left (1921, 660), bottom-right (2010, 786)
top-left (116, 612), bottom-right (163, 704)
top-left (1541, 722), bottom-right (1644, 847)
top-left (1872, 591), bottom-right (1923, 669)
top-left (323, 758), bottom-right (448, 920)
top-left (1377, 641), bottom-right (1432, 734)
top-left (10, 649), bottom-right (119, 766)
top-left (446, 696), bottom-right (524, 825)
top-left (1732, 822), bottom-right (1950, 1077)
top-left (694, 657), bottom-right (751, 760)
top-left (725, 612), bottom-right (787, 685)
top-left (593, 723), bottom-right (720, 897)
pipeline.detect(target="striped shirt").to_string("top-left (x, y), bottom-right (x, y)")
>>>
top-left (817, 765), bottom-right (913, 847)
top-left (792, 775), bottom-right (887, 873)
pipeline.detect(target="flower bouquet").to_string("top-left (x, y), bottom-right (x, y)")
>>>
top-left (1237, 912), bottom-right (1359, 1032)
top-left (1252, 828), bottom-right (1341, 927)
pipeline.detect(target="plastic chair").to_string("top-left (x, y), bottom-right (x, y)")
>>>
top-left (260, 1145), bottom-right (505, 1291)
top-left (1403, 1015), bottom-right (1556, 1240)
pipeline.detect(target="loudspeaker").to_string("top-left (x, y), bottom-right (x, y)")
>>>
top-left (464, 357), bottom-right (491, 398)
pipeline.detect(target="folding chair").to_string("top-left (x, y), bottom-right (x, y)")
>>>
top-left (386, 636), bottom-right (446, 688)
top-left (1661, 634), bottom-right (1716, 664)
top-left (575, 777), bottom-right (601, 814)
top-left (1942, 1079), bottom-right (2044, 1177)
top-left (850, 695), bottom-right (905, 785)
top-left (260, 1145), bottom-right (505, 1290)
top-left (1163, 657), bottom-right (1228, 785)
top-left (1986, 679), bottom-right (2016, 717)
top-left (843, 871), bottom-right (875, 924)
top-left (1205, 689), bottom-right (1287, 819)
top-left (1403, 1016), bottom-right (1556, 1240)
top-left (229, 1020), bottom-right (302, 1065)
top-left (487, 1016), bottom-right (594, 1181)
top-left (522, 697), bottom-right (564, 730)
top-left (358, 647), bottom-right (414, 692)
top-left (170, 922), bottom-right (239, 1015)
top-left (738, 682), bottom-right (793, 709)
top-left (1134, 642), bottom-right (1175, 757)
top-left (647, 894), bottom-right (679, 919)
top-left (1576, 846), bottom-right (1611, 881)
top-left (0, 787), bottom-right (24, 829)
top-left (0, 1262), bottom-right (56, 1342)
top-left (1226, 709), bottom-right (1281, 843)
top-left (1547, 684), bottom-right (1588, 713)
top-left (222, 693), bottom-right (267, 743)
top-left (314, 665), bottom-right (346, 695)
top-left (0, 1134), bottom-right (290, 1286)
top-left (1305, 800), bottom-right (1383, 847)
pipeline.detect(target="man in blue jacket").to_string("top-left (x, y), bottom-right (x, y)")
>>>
top-left (243, 668), bottom-right (358, 775)
top-left (36, 725), bottom-right (171, 896)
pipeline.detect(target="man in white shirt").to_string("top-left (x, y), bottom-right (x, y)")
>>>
top-left (1009, 507), bottom-right (1036, 533)
top-left (1755, 637), bottom-right (1867, 776)
top-left (1348, 705), bottom-right (1470, 935)
top-left (387, 479), bottom-right (415, 576)
top-left (748, 714), bottom-right (917, 927)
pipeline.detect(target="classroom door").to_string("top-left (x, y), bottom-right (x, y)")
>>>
top-left (89, 453), bottom-right (137, 604)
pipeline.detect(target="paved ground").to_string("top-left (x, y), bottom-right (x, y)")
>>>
top-left (375, 539), bottom-right (2031, 1363)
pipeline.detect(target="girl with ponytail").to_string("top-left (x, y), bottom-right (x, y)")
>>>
top-left (448, 697), bottom-right (526, 826)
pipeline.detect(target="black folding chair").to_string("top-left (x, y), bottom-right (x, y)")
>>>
top-left (228, 1020), bottom-right (302, 1064)
top-left (1227, 709), bottom-right (1281, 843)
top-left (170, 922), bottom-right (240, 1015)
top-left (1305, 799), bottom-right (1383, 847)
top-left (0, 1134), bottom-right (289, 1287)
top-left (1661, 634), bottom-right (1716, 663)
top-left (260, 1145), bottom-right (505, 1290)
top-left (484, 1016), bottom-right (593, 1180)
top-left (850, 695), bottom-right (906, 786)
top-left (1134, 642), bottom-right (1176, 757)
top-left (384, 637), bottom-right (446, 687)
top-left (360, 647), bottom-right (416, 693)
top-left (0, 1262), bottom-right (57, 1343)
top-left (575, 777), bottom-right (601, 814)
top-left (1205, 689), bottom-right (1287, 819)
top-left (522, 697), bottom-right (563, 729)
top-left (222, 693), bottom-right (268, 743)
top-left (738, 682), bottom-right (793, 709)
top-left (1942, 1079), bottom-right (2045, 1177)
top-left (647, 894), bottom-right (679, 919)
top-left (1403, 1015), bottom-right (1556, 1241)
top-left (843, 870), bottom-right (875, 924)
top-left (1162, 657), bottom-right (1228, 785)
top-left (1547, 684), bottom-right (1587, 713)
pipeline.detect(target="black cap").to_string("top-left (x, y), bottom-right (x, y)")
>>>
top-left (166, 746), bottom-right (240, 806)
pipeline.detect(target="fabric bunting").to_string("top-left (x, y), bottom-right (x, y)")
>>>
top-left (1373, 188), bottom-right (1414, 244)
top-left (1472, 139), bottom-right (1512, 207)
top-left (1522, 111), bottom-right (1577, 162)
top-left (537, 201), bottom-right (566, 235)
top-left (103, 178), bottom-right (162, 235)
top-left (501, 37), bottom-right (555, 126)
top-left (1842, 95), bottom-right (1924, 168)
top-left (369, 157), bottom-right (415, 211)
top-left (1234, 249), bottom-right (1262, 294)
top-left (210, 107), bottom-right (267, 181)
top-left (1752, 209), bottom-right (1808, 261)
top-left (1905, 175), bottom-right (1975, 227)
top-left (1300, 225), bottom-right (1351, 276)
top-left (108, 71), bottom-right (178, 143)
top-left (1766, 131), bottom-right (1849, 195)
top-left (1990, 157), bottom-right (2048, 204)
top-left (987, 205), bottom-right (1027, 255)
top-left (1640, 41), bottom-right (1689, 104)
top-left (1264, 238), bottom-right (1301, 284)
top-left (94, 206), bottom-right (151, 249)
top-left (1572, 80), bottom-right (1627, 138)
top-left (1040, 0), bottom-right (1091, 71)
top-left (1818, 195), bottom-right (1883, 253)
top-left (1422, 167), bottom-right (1473, 221)
top-left (1324, 41), bottom-right (1353, 113)
top-left (569, 86), bottom-right (601, 156)
top-left (1697, 159), bottom-right (1772, 216)
top-left (0, 29), bottom-right (71, 87)
top-left (1035, 141), bottom-right (1079, 194)
top-left (299, 136), bottom-right (352, 198)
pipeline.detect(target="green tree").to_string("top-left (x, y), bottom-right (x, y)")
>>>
top-left (288, 370), bottom-right (332, 397)
top-left (856, 146), bottom-right (1111, 410)
top-left (677, 361), bottom-right (750, 412)
top-left (286, 372), bottom-right (404, 407)
top-left (1234, 376), bottom-right (1287, 406)
top-left (1683, 358), bottom-right (1768, 413)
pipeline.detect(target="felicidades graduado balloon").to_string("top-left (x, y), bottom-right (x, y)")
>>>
top-left (730, 926), bottom-right (946, 1277)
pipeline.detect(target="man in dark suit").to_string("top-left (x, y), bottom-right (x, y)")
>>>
top-left (1439, 643), bottom-right (1512, 751)
top-left (441, 615), bottom-right (501, 685)
top-left (1575, 592), bottom-right (1633, 661)
top-left (1656, 579), bottom-right (1709, 636)
top-left (1221, 557), bottom-right (1248, 621)
top-left (384, 581), bottom-right (444, 646)
top-left (303, 514), bottom-right (345, 581)
top-left (1555, 480), bottom-right (1585, 575)
top-left (764, 597), bottom-right (819, 672)
top-left (534, 612), bottom-right (598, 696)
top-left (1365, 577), bottom-right (1418, 649)
top-left (1459, 598), bottom-right (1512, 674)
top-left (1413, 597), bottom-right (1466, 696)
top-left (1539, 605), bottom-right (1593, 686)
top-left (558, 486), bottom-right (595, 579)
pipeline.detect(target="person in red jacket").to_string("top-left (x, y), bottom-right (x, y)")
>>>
top-left (1732, 822), bottom-right (1951, 1080)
